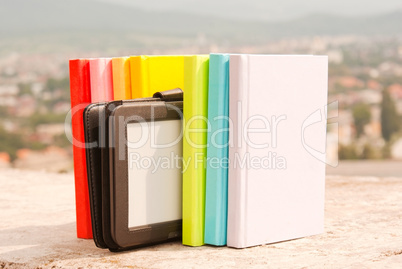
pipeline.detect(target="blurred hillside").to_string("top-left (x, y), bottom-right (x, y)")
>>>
top-left (0, 0), bottom-right (401, 171)
top-left (0, 0), bottom-right (401, 52)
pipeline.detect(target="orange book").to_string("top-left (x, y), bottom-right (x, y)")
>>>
top-left (112, 57), bottom-right (131, 100)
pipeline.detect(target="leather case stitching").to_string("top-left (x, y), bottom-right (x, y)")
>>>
top-left (86, 104), bottom-right (102, 246)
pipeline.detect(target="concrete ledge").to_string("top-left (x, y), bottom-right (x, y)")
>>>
top-left (0, 169), bottom-right (401, 268)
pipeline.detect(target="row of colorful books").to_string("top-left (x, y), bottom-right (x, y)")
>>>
top-left (69, 54), bottom-right (328, 248)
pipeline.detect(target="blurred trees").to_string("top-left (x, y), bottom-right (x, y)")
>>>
top-left (352, 103), bottom-right (371, 137)
top-left (18, 83), bottom-right (32, 96)
top-left (0, 126), bottom-right (25, 161)
top-left (361, 144), bottom-right (380, 159)
top-left (381, 89), bottom-right (400, 141)
top-left (339, 143), bottom-right (382, 160)
top-left (338, 144), bottom-right (359, 160)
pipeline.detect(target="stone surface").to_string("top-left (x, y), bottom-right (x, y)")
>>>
top-left (326, 160), bottom-right (402, 178)
top-left (0, 168), bottom-right (401, 268)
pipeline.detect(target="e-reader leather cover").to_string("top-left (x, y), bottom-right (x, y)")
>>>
top-left (84, 102), bottom-right (107, 248)
top-left (84, 88), bottom-right (183, 251)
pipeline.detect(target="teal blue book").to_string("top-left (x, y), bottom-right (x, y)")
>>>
top-left (204, 53), bottom-right (230, 246)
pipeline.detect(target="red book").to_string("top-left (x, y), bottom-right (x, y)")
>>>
top-left (69, 59), bottom-right (92, 239)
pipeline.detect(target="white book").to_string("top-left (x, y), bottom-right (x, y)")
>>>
top-left (228, 54), bottom-right (328, 248)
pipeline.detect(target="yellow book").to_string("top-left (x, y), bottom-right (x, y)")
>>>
top-left (129, 55), bottom-right (184, 98)
top-left (112, 57), bottom-right (132, 100)
top-left (182, 55), bottom-right (209, 246)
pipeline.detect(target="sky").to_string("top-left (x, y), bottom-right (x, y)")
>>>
top-left (97, 0), bottom-right (402, 21)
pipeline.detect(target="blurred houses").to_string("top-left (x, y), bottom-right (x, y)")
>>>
top-left (0, 152), bottom-right (11, 168)
top-left (14, 146), bottom-right (72, 172)
top-left (364, 106), bottom-right (382, 139)
top-left (35, 123), bottom-right (66, 144)
top-left (337, 110), bottom-right (354, 145)
top-left (326, 132), bottom-right (339, 167)
top-left (391, 138), bottom-right (402, 159)
top-left (1, 33), bottom-right (402, 168)
top-left (0, 85), bottom-right (18, 106)
top-left (13, 95), bottom-right (37, 117)
top-left (389, 84), bottom-right (402, 114)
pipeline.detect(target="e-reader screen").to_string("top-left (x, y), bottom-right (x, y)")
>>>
top-left (126, 119), bottom-right (182, 229)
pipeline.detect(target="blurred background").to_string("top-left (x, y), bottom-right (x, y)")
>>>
top-left (0, 0), bottom-right (401, 176)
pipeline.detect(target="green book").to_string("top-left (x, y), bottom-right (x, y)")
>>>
top-left (182, 55), bottom-right (209, 246)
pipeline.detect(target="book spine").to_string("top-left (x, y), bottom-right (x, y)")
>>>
top-left (112, 57), bottom-right (132, 100)
top-left (227, 54), bottom-right (249, 248)
top-left (183, 55), bottom-right (209, 246)
top-left (146, 56), bottom-right (185, 97)
top-left (69, 59), bottom-right (92, 239)
top-left (89, 58), bottom-right (114, 102)
top-left (205, 54), bottom-right (229, 246)
top-left (130, 56), bottom-right (149, 98)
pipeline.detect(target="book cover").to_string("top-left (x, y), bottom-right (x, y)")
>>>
top-left (204, 53), bottom-right (229, 246)
top-left (69, 59), bottom-right (92, 239)
top-left (227, 54), bottom-right (328, 248)
top-left (182, 55), bottom-right (209, 246)
top-left (89, 58), bottom-right (114, 102)
top-left (130, 55), bottom-right (184, 98)
top-left (112, 57), bottom-right (132, 100)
